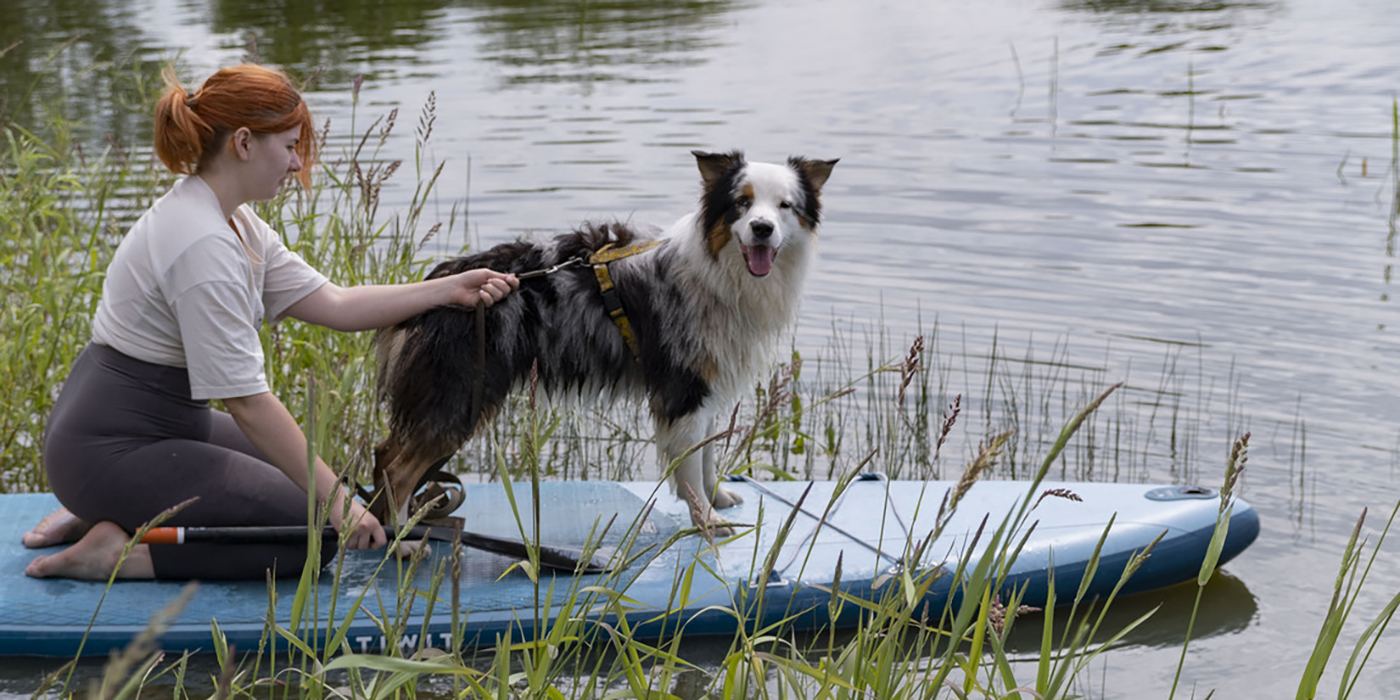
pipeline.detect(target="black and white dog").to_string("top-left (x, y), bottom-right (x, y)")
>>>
top-left (372, 150), bottom-right (837, 535)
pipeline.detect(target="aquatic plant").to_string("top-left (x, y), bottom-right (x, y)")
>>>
top-left (5, 64), bottom-right (1398, 700)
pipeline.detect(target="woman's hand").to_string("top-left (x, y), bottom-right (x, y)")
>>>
top-left (284, 269), bottom-right (519, 332)
top-left (328, 488), bottom-right (387, 550)
top-left (447, 269), bottom-right (518, 308)
top-left (225, 392), bottom-right (387, 550)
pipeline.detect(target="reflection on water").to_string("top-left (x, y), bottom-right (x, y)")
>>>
top-left (1002, 571), bottom-right (1257, 653)
top-left (1059, 0), bottom-right (1283, 38)
top-left (0, 0), bottom-right (742, 142)
top-left (1058, 3), bottom-right (1283, 77)
top-left (468, 0), bottom-right (740, 88)
top-left (0, 0), bottom-right (167, 144)
top-left (209, 0), bottom-right (451, 88)
top-left (1061, 0), bottom-right (1279, 14)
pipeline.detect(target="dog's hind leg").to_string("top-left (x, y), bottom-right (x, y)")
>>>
top-left (371, 433), bottom-right (462, 558)
top-left (368, 435), bottom-right (404, 523)
top-left (371, 433), bottom-right (459, 529)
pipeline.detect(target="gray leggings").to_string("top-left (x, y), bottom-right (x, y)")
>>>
top-left (43, 343), bottom-right (333, 580)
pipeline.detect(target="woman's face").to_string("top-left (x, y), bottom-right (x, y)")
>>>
top-left (248, 126), bottom-right (303, 200)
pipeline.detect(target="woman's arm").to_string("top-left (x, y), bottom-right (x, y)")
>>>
top-left (284, 269), bottom-right (518, 331)
top-left (222, 391), bottom-right (386, 550)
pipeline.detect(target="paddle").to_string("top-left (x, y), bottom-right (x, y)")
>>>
top-left (140, 524), bottom-right (616, 574)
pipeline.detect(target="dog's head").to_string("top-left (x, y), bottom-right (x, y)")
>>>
top-left (693, 150), bottom-right (838, 277)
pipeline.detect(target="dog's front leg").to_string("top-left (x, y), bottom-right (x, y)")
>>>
top-left (702, 417), bottom-right (743, 509)
top-left (660, 414), bottom-right (743, 536)
top-left (659, 415), bottom-right (735, 536)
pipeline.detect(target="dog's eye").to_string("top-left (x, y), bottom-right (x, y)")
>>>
top-left (779, 201), bottom-right (793, 209)
top-left (736, 196), bottom-right (751, 208)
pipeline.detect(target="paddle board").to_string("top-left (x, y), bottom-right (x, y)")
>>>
top-left (0, 475), bottom-right (1259, 658)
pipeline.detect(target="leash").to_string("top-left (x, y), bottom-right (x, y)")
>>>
top-left (730, 475), bottom-right (906, 570)
top-left (460, 254), bottom-right (583, 452)
top-left (401, 240), bottom-right (664, 518)
top-left (467, 238), bottom-right (663, 371)
top-left (499, 240), bottom-right (665, 360)
top-left (516, 255), bottom-right (589, 280)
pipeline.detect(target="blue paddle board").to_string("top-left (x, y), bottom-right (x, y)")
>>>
top-left (0, 475), bottom-right (1258, 657)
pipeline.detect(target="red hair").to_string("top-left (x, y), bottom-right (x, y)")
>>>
top-left (153, 64), bottom-right (318, 189)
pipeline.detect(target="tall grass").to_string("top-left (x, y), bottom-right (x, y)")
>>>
top-left (3, 66), bottom-right (1398, 700)
top-left (0, 70), bottom-right (1226, 497)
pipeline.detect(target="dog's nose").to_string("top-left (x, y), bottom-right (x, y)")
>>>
top-left (751, 219), bottom-right (774, 239)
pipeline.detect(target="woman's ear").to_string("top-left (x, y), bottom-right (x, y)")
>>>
top-left (229, 127), bottom-right (253, 161)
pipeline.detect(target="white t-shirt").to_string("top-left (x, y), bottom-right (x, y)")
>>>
top-left (90, 175), bottom-right (327, 400)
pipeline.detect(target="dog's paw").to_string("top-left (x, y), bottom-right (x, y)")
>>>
top-left (393, 538), bottom-right (432, 559)
top-left (710, 484), bottom-right (744, 509)
top-left (691, 507), bottom-right (735, 539)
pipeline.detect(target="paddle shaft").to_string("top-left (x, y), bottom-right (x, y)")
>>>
top-left (140, 525), bottom-right (614, 573)
top-left (143, 524), bottom-right (441, 545)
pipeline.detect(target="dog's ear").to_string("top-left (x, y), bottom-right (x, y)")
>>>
top-left (692, 150), bottom-right (744, 188)
top-left (793, 157), bottom-right (839, 193)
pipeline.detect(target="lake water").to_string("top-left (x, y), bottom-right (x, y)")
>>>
top-left (4, 0), bottom-right (1400, 696)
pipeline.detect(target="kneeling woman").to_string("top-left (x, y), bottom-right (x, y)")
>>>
top-left (23, 64), bottom-right (517, 580)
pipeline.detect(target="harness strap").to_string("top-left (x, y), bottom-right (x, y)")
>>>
top-left (589, 240), bottom-right (663, 361)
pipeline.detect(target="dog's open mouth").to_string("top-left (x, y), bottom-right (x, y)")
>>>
top-left (741, 244), bottom-right (777, 276)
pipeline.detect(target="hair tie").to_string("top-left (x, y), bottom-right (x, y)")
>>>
top-left (185, 89), bottom-right (198, 109)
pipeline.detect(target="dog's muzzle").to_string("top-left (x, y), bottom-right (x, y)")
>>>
top-left (741, 219), bottom-right (778, 276)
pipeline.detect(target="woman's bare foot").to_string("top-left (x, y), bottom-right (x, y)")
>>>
top-left (25, 521), bottom-right (154, 580)
top-left (22, 507), bottom-right (92, 548)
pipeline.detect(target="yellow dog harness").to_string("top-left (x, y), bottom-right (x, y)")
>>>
top-left (588, 240), bottom-right (664, 361)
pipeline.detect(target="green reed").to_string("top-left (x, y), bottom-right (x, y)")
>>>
top-left (0, 82), bottom-right (1220, 496)
top-left (6, 66), bottom-right (1400, 700)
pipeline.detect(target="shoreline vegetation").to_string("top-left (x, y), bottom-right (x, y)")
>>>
top-left (2, 65), bottom-right (1397, 699)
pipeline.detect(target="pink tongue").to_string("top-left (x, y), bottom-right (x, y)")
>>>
top-left (742, 245), bottom-right (776, 276)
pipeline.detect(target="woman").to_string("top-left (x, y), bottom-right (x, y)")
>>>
top-left (21, 64), bottom-right (517, 581)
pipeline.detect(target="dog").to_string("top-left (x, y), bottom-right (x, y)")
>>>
top-left (371, 150), bottom-right (837, 538)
